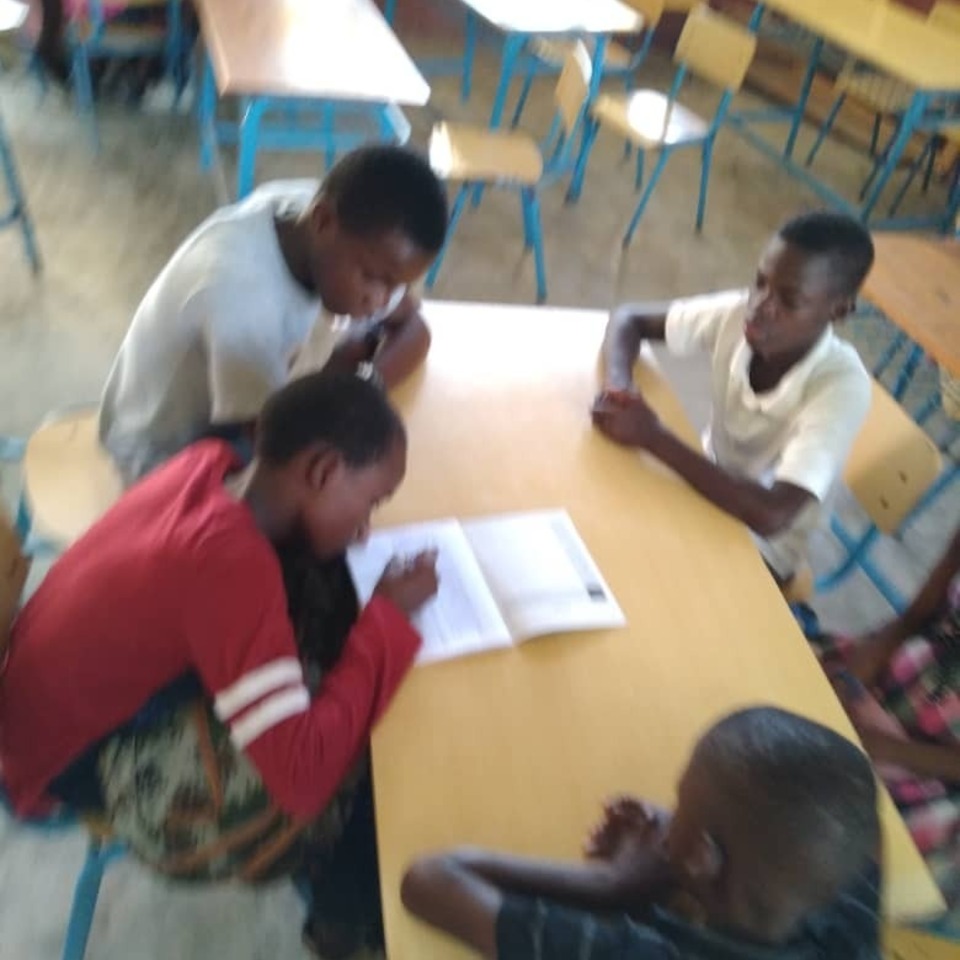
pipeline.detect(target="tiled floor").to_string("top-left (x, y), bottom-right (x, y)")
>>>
top-left (0, 20), bottom-right (956, 959)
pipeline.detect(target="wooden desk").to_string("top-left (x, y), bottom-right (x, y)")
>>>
top-left (760, 0), bottom-right (960, 91)
top-left (195, 0), bottom-right (429, 197)
top-left (862, 233), bottom-right (960, 379)
top-left (371, 301), bottom-right (943, 959)
top-left (730, 1), bottom-right (960, 228)
top-left (458, 0), bottom-right (644, 126)
top-left (464, 0), bottom-right (643, 37)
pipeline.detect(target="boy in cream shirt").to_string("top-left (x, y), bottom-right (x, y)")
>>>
top-left (593, 211), bottom-right (874, 585)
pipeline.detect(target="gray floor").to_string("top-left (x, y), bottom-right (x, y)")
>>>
top-left (0, 30), bottom-right (957, 960)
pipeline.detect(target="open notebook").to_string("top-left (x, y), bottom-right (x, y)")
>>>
top-left (347, 509), bottom-right (625, 664)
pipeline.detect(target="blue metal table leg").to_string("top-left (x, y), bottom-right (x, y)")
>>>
top-left (198, 52), bottom-right (217, 171)
top-left (892, 343), bottom-right (924, 401)
top-left (861, 92), bottom-right (928, 221)
top-left (489, 33), bottom-right (525, 128)
top-left (461, 10), bottom-right (477, 103)
top-left (384, 0), bottom-right (397, 25)
top-left (236, 97), bottom-right (267, 199)
top-left (785, 37), bottom-right (823, 160)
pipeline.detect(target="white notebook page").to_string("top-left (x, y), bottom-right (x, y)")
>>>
top-left (462, 510), bottom-right (625, 642)
top-left (347, 520), bottom-right (511, 664)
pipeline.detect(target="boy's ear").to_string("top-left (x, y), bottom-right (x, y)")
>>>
top-left (830, 294), bottom-right (856, 323)
top-left (305, 446), bottom-right (343, 493)
top-left (682, 831), bottom-right (723, 883)
top-left (310, 197), bottom-right (337, 237)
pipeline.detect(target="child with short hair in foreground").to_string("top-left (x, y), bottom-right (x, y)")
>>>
top-left (403, 706), bottom-right (882, 959)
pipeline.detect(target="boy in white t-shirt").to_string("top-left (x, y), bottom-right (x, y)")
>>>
top-left (593, 212), bottom-right (875, 586)
top-left (98, 146), bottom-right (448, 483)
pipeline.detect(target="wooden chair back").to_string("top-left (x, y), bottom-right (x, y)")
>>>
top-left (928, 0), bottom-right (960, 35)
top-left (0, 507), bottom-right (28, 663)
top-left (674, 4), bottom-right (757, 93)
top-left (554, 41), bottom-right (592, 140)
top-left (624, 0), bottom-right (665, 30)
top-left (844, 380), bottom-right (943, 535)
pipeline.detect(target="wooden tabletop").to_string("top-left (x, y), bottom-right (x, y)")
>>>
top-left (463, 0), bottom-right (644, 36)
top-left (862, 233), bottom-right (960, 378)
top-left (760, 0), bottom-right (960, 91)
top-left (195, 0), bottom-right (430, 102)
top-left (371, 301), bottom-right (942, 960)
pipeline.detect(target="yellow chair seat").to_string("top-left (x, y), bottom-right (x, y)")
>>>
top-left (835, 63), bottom-right (914, 113)
top-left (592, 90), bottom-right (709, 149)
top-left (429, 122), bottom-right (543, 185)
top-left (884, 925), bottom-right (959, 959)
top-left (531, 36), bottom-right (634, 71)
top-left (23, 406), bottom-right (123, 546)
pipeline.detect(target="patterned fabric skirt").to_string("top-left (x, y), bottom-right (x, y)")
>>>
top-left (811, 602), bottom-right (960, 928)
top-left (57, 549), bottom-right (383, 937)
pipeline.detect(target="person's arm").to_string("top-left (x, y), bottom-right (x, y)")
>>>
top-left (402, 802), bottom-right (674, 957)
top-left (591, 391), bottom-right (814, 538)
top-left (402, 851), bottom-right (633, 959)
top-left (860, 731), bottom-right (960, 784)
top-left (601, 304), bottom-right (670, 391)
top-left (847, 527), bottom-right (960, 685)
top-left (371, 291), bottom-right (431, 388)
top-left (328, 292), bottom-right (431, 389)
top-left (190, 545), bottom-right (436, 819)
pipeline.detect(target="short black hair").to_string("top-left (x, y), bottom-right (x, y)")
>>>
top-left (256, 371), bottom-right (405, 467)
top-left (320, 145), bottom-right (448, 254)
top-left (778, 211), bottom-right (875, 296)
top-left (698, 706), bottom-right (879, 894)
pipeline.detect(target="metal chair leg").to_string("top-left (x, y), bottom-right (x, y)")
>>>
top-left (887, 135), bottom-right (934, 216)
top-left (70, 45), bottom-right (98, 151)
top-left (868, 111), bottom-right (882, 157)
top-left (521, 188), bottom-right (547, 303)
top-left (426, 183), bottom-right (470, 288)
top-left (0, 113), bottom-right (41, 272)
top-left (623, 148), bottom-right (671, 247)
top-left (804, 92), bottom-right (845, 167)
top-left (510, 72), bottom-right (535, 129)
top-left (61, 839), bottom-right (125, 960)
top-left (695, 137), bottom-right (714, 232)
top-left (236, 97), bottom-right (267, 199)
top-left (567, 118), bottom-right (599, 204)
top-left (461, 10), bottom-right (476, 103)
top-left (634, 149), bottom-right (645, 192)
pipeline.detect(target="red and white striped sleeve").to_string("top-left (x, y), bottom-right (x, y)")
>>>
top-left (187, 542), bottom-right (421, 819)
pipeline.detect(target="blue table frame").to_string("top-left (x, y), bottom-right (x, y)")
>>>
top-left (196, 52), bottom-right (413, 199)
top-left (728, 3), bottom-right (960, 231)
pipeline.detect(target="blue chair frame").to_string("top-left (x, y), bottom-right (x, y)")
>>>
top-left (68, 0), bottom-right (188, 149)
top-left (425, 61), bottom-right (592, 304)
top-left (0, 106), bottom-right (40, 272)
top-left (197, 51), bottom-right (413, 199)
top-left (570, 63), bottom-right (738, 246)
top-left (1, 789), bottom-right (127, 960)
top-left (508, 25), bottom-right (659, 131)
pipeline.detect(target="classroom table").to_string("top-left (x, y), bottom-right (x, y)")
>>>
top-left (458, 0), bottom-right (645, 126)
top-left (194, 0), bottom-right (430, 198)
top-left (863, 233), bottom-right (960, 381)
top-left (370, 300), bottom-right (944, 959)
top-left (730, 0), bottom-right (960, 229)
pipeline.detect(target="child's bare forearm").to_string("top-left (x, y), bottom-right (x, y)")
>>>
top-left (646, 427), bottom-right (814, 539)
top-left (888, 527), bottom-right (960, 641)
top-left (862, 731), bottom-right (960, 784)
top-left (402, 854), bottom-right (502, 958)
top-left (602, 305), bottom-right (669, 391)
top-left (374, 310), bottom-right (431, 388)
